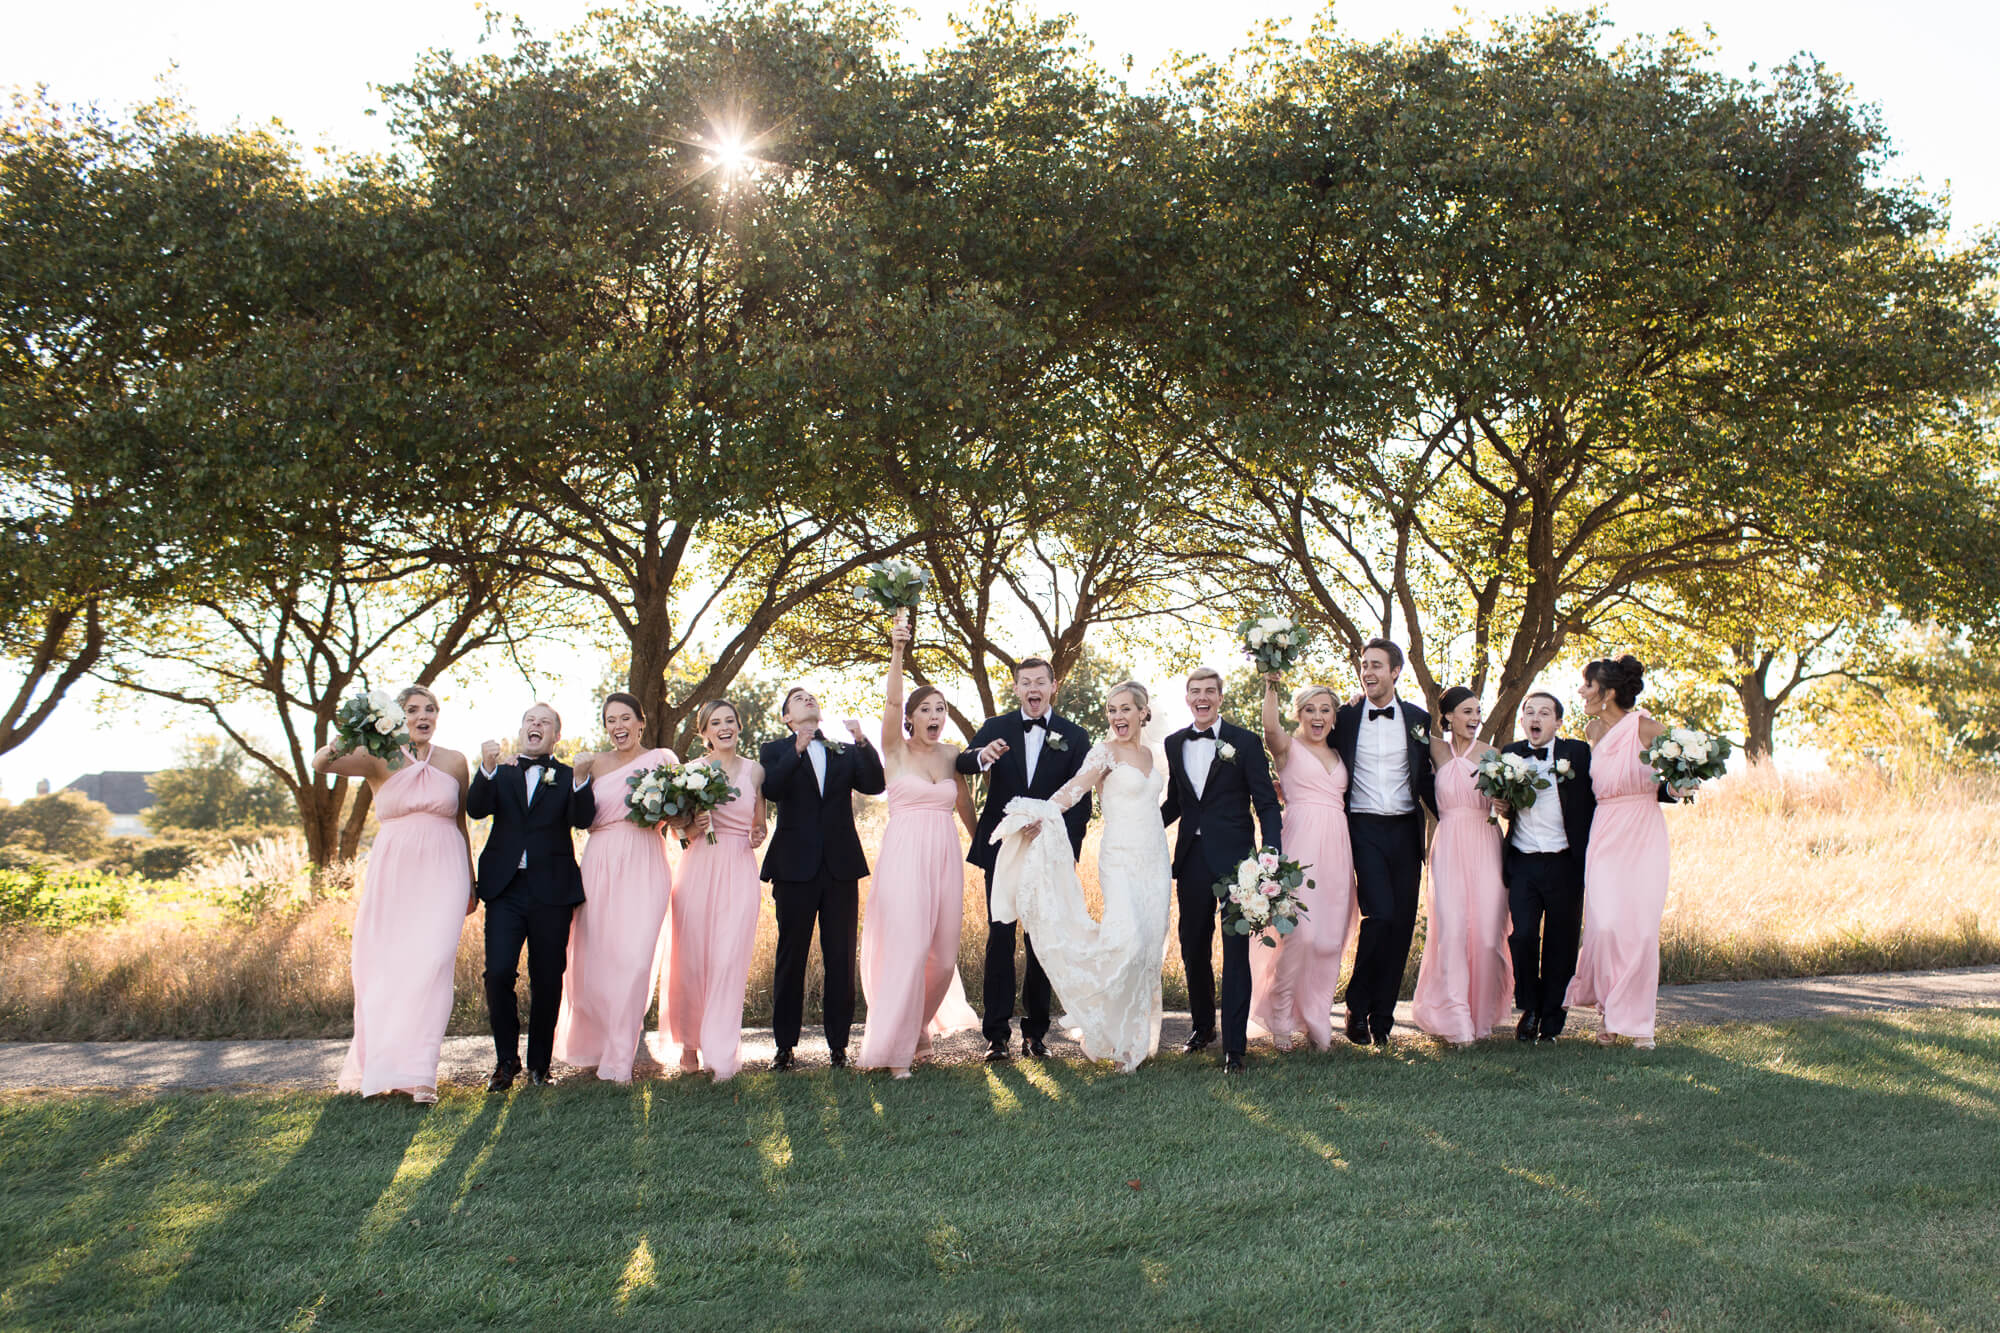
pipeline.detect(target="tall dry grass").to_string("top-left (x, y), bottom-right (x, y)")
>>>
top-left (4, 763), bottom-right (1997, 1040)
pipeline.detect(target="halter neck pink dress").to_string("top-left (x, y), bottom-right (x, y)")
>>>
top-left (1411, 742), bottom-right (1514, 1043)
top-left (857, 773), bottom-right (980, 1071)
top-left (1565, 711), bottom-right (1672, 1042)
top-left (1250, 741), bottom-right (1356, 1050)
top-left (663, 766), bottom-right (762, 1080)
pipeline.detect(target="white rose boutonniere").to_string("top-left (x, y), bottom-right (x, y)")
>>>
top-left (1409, 723), bottom-right (1432, 747)
top-left (1217, 741), bottom-right (1238, 763)
top-left (1045, 730), bottom-right (1069, 753)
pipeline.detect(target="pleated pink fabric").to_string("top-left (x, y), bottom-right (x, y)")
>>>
top-left (1249, 742), bottom-right (1357, 1050)
top-left (1412, 744), bottom-right (1514, 1044)
top-left (857, 775), bottom-right (980, 1071)
top-left (1566, 711), bottom-right (1672, 1041)
top-left (663, 770), bottom-right (761, 1080)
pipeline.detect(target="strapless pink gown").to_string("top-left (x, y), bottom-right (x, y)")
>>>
top-left (339, 750), bottom-right (470, 1098)
top-left (664, 773), bottom-right (761, 1080)
top-left (1412, 745), bottom-right (1513, 1043)
top-left (857, 774), bottom-right (980, 1071)
top-left (1566, 711), bottom-right (1671, 1041)
top-left (1250, 742), bottom-right (1356, 1050)
top-left (554, 749), bottom-right (674, 1082)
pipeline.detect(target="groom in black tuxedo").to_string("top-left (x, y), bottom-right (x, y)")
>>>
top-left (470, 702), bottom-right (595, 1091)
top-left (957, 657), bottom-right (1093, 1061)
top-left (759, 684), bottom-right (885, 1070)
top-left (1161, 666), bottom-right (1282, 1073)
top-left (1495, 691), bottom-right (1596, 1043)
top-left (1332, 638), bottom-right (1437, 1046)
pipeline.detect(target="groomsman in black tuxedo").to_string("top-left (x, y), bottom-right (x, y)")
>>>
top-left (759, 684), bottom-right (885, 1070)
top-left (470, 703), bottom-right (596, 1091)
top-left (956, 657), bottom-right (1093, 1061)
top-left (1493, 691), bottom-right (1596, 1043)
top-left (1332, 639), bottom-right (1437, 1046)
top-left (1161, 666), bottom-right (1282, 1073)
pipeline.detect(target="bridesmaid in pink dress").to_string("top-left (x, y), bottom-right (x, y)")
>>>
top-left (1412, 686), bottom-right (1514, 1045)
top-left (1566, 655), bottom-right (1689, 1048)
top-left (663, 699), bottom-right (768, 1081)
top-left (857, 614), bottom-right (981, 1078)
top-left (553, 692), bottom-right (676, 1082)
top-left (313, 686), bottom-right (475, 1104)
top-left (1250, 675), bottom-right (1357, 1051)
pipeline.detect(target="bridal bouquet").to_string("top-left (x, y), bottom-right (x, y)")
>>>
top-left (1213, 850), bottom-right (1312, 947)
top-left (1473, 749), bottom-right (1556, 826)
top-left (627, 760), bottom-right (739, 841)
top-left (1642, 726), bottom-right (1732, 797)
top-left (1236, 613), bottom-right (1307, 674)
top-left (333, 688), bottom-right (408, 762)
top-left (859, 558), bottom-right (929, 614)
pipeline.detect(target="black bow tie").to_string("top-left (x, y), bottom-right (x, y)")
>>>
top-left (1368, 707), bottom-right (1396, 721)
top-left (517, 754), bottom-right (549, 769)
top-left (1191, 728), bottom-right (1217, 741)
top-left (1529, 746), bottom-right (1550, 761)
top-left (1022, 715), bottom-right (1047, 731)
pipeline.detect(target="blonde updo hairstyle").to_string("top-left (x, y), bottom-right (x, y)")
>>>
top-left (1291, 685), bottom-right (1336, 719)
top-left (1106, 680), bottom-right (1153, 726)
top-left (694, 699), bottom-right (740, 747)
top-left (396, 685), bottom-right (439, 711)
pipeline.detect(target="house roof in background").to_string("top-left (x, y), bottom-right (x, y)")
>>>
top-left (63, 772), bottom-right (157, 815)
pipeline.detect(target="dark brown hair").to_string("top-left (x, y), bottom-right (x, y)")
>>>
top-left (1438, 685), bottom-right (1477, 719)
top-left (1584, 655), bottom-right (1645, 710)
top-left (904, 685), bottom-right (945, 734)
top-left (1360, 638), bottom-right (1404, 672)
top-left (601, 691), bottom-right (645, 725)
top-left (1522, 690), bottom-right (1566, 719)
top-left (1013, 658), bottom-right (1054, 681)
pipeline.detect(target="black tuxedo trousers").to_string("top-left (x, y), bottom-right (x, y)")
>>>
top-left (1342, 811), bottom-right (1427, 1035)
top-left (1505, 845), bottom-right (1584, 1032)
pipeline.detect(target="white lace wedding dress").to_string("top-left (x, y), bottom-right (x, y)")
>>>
top-left (990, 744), bottom-right (1171, 1072)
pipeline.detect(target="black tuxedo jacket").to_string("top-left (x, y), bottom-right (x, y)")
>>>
top-left (1331, 697), bottom-right (1438, 818)
top-left (758, 733), bottom-right (887, 883)
top-left (1499, 737), bottom-right (1595, 857)
top-left (955, 710), bottom-right (1093, 871)
top-left (1160, 718), bottom-right (1282, 883)
top-left (467, 760), bottom-right (593, 904)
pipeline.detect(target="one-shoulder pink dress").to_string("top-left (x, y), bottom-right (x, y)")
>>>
top-left (339, 749), bottom-right (471, 1099)
top-left (1566, 711), bottom-right (1671, 1042)
top-left (1412, 743), bottom-right (1514, 1043)
top-left (857, 774), bottom-right (980, 1071)
top-left (663, 768), bottom-right (762, 1080)
top-left (554, 748), bottom-right (674, 1082)
top-left (1250, 742), bottom-right (1357, 1050)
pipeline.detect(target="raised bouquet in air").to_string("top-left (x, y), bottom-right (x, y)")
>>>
top-left (1236, 613), bottom-right (1307, 674)
top-left (627, 760), bottom-right (739, 842)
top-left (333, 688), bottom-right (408, 762)
top-left (1642, 726), bottom-right (1732, 798)
top-left (859, 558), bottom-right (929, 614)
top-left (1213, 849), bottom-right (1312, 947)
top-left (1473, 748), bottom-right (1558, 826)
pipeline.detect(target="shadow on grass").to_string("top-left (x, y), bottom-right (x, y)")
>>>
top-left (3, 1012), bottom-right (1998, 1330)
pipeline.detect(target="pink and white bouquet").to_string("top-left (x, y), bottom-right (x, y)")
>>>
top-left (1212, 849), bottom-right (1312, 947)
top-left (1236, 613), bottom-right (1308, 674)
top-left (333, 688), bottom-right (408, 763)
top-left (858, 558), bottom-right (929, 615)
top-left (1473, 748), bottom-right (1557, 826)
top-left (627, 760), bottom-right (739, 841)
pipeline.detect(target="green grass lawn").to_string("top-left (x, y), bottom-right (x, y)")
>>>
top-left (4, 1013), bottom-right (1998, 1331)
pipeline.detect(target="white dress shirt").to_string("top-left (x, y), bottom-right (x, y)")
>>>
top-left (977, 711), bottom-right (1052, 783)
top-left (477, 757), bottom-right (579, 869)
top-left (807, 737), bottom-right (827, 794)
top-left (1512, 746), bottom-right (1569, 853)
top-left (1184, 723), bottom-right (1219, 797)
top-left (1347, 698), bottom-right (1415, 815)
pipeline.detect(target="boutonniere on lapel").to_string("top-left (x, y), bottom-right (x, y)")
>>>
top-left (1409, 724), bottom-right (1433, 747)
top-left (1216, 741), bottom-right (1238, 764)
top-left (1044, 730), bottom-right (1070, 753)
top-left (821, 735), bottom-right (849, 755)
top-left (1553, 757), bottom-right (1575, 782)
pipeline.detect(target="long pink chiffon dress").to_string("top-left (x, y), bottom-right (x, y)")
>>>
top-left (553, 748), bottom-right (674, 1082)
top-left (339, 748), bottom-right (470, 1099)
top-left (1412, 742), bottom-right (1514, 1044)
top-left (663, 770), bottom-right (762, 1080)
top-left (1250, 742), bottom-right (1357, 1050)
top-left (856, 774), bottom-right (980, 1072)
top-left (1565, 711), bottom-right (1671, 1042)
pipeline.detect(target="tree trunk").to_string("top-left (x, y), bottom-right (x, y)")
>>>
top-left (1735, 671), bottom-right (1778, 762)
top-left (295, 778), bottom-right (351, 868)
top-left (337, 783), bottom-right (374, 862)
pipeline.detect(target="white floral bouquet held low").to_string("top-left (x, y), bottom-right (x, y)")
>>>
top-left (1473, 748), bottom-right (1555, 826)
top-left (1212, 849), bottom-right (1312, 947)
top-left (334, 688), bottom-right (408, 763)
top-left (1642, 726), bottom-right (1732, 800)
top-left (626, 761), bottom-right (740, 842)
top-left (1236, 613), bottom-right (1307, 675)
top-left (859, 558), bottom-right (929, 615)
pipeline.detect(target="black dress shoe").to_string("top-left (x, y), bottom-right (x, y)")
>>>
top-left (1223, 1053), bottom-right (1245, 1074)
top-left (1370, 1028), bottom-right (1393, 1047)
top-left (486, 1061), bottom-right (521, 1093)
top-left (1181, 1031), bottom-right (1215, 1054)
top-left (1345, 1013), bottom-right (1372, 1046)
top-left (983, 1039), bottom-right (1012, 1063)
top-left (828, 1049), bottom-right (848, 1069)
top-left (526, 1068), bottom-right (556, 1087)
top-left (772, 1048), bottom-right (795, 1072)
top-left (1539, 1009), bottom-right (1568, 1041)
top-left (1023, 1038), bottom-right (1049, 1059)
top-left (1517, 1012), bottom-right (1541, 1043)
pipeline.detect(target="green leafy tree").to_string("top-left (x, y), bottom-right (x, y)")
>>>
top-left (0, 790), bottom-right (112, 860)
top-left (146, 735), bottom-right (293, 831)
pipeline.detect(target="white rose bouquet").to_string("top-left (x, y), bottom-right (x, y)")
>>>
top-left (627, 760), bottom-right (740, 841)
top-left (333, 688), bottom-right (408, 763)
top-left (859, 558), bottom-right (929, 615)
top-left (1473, 748), bottom-right (1553, 826)
top-left (1212, 849), bottom-right (1312, 947)
top-left (1236, 612), bottom-right (1307, 674)
top-left (1641, 726), bottom-right (1732, 798)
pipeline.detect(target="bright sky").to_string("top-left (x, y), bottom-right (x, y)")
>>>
top-left (2, 0), bottom-right (1992, 795)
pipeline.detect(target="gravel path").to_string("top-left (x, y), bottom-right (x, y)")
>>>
top-left (5, 965), bottom-right (1996, 1092)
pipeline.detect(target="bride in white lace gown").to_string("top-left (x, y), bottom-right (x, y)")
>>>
top-left (989, 683), bottom-right (1171, 1071)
